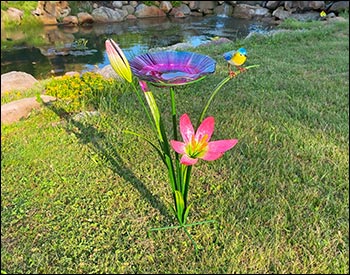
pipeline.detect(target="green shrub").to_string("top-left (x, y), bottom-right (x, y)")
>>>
top-left (1, 1), bottom-right (38, 13)
top-left (172, 1), bottom-right (182, 8)
top-left (142, 1), bottom-right (155, 7)
top-left (1, 1), bottom-right (43, 29)
top-left (45, 72), bottom-right (120, 113)
top-left (142, 1), bottom-right (181, 8)
top-left (67, 1), bottom-right (93, 15)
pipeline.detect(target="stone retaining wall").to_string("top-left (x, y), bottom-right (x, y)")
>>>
top-left (3, 1), bottom-right (348, 26)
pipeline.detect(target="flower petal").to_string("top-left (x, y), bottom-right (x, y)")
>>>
top-left (207, 139), bottom-right (238, 152)
top-left (170, 140), bottom-right (185, 154)
top-left (195, 116), bottom-right (214, 141)
top-left (201, 151), bottom-right (224, 161)
top-left (105, 39), bottom-right (132, 83)
top-left (179, 114), bottom-right (194, 143)
top-left (180, 154), bottom-right (198, 166)
top-left (201, 139), bottom-right (238, 161)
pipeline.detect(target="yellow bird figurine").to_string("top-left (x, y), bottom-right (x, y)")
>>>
top-left (223, 47), bottom-right (247, 77)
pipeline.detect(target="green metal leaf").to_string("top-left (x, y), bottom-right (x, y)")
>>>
top-left (174, 190), bottom-right (184, 224)
top-left (183, 202), bottom-right (192, 225)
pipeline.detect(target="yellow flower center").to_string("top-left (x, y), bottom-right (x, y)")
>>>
top-left (185, 134), bottom-right (209, 159)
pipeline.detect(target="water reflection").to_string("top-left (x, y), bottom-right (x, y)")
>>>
top-left (1, 16), bottom-right (274, 79)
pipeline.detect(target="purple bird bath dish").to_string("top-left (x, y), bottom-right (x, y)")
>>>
top-left (129, 51), bottom-right (216, 86)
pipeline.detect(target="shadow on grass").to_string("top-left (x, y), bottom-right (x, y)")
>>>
top-left (48, 104), bottom-right (173, 224)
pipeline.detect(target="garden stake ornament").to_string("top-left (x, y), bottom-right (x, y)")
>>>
top-left (223, 47), bottom-right (247, 78)
top-left (105, 38), bottom-right (259, 253)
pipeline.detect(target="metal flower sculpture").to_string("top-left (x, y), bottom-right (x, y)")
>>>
top-left (105, 38), bottom-right (258, 252)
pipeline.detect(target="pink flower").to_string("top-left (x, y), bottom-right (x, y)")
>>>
top-left (105, 39), bottom-right (132, 83)
top-left (170, 114), bottom-right (238, 166)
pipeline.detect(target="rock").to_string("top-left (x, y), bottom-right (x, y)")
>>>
top-left (214, 3), bottom-right (234, 17)
top-left (112, 1), bottom-right (124, 9)
top-left (95, 65), bottom-right (123, 81)
top-left (122, 5), bottom-right (135, 15)
top-left (91, 6), bottom-right (128, 22)
top-left (178, 4), bottom-right (192, 15)
top-left (1, 71), bottom-right (38, 96)
top-left (189, 1), bottom-right (200, 10)
top-left (159, 1), bottom-right (173, 13)
top-left (327, 12), bottom-right (336, 18)
top-left (290, 11), bottom-right (320, 21)
top-left (237, 1), bottom-right (262, 5)
top-left (328, 1), bottom-right (349, 13)
top-left (254, 7), bottom-right (270, 17)
top-left (130, 1), bottom-right (138, 8)
top-left (265, 1), bottom-right (281, 10)
top-left (175, 11), bottom-right (186, 18)
top-left (134, 4), bottom-right (166, 18)
top-left (5, 7), bottom-right (24, 22)
top-left (77, 12), bottom-right (94, 25)
top-left (32, 1), bottom-right (71, 25)
top-left (126, 14), bottom-right (137, 20)
top-left (39, 15), bottom-right (58, 25)
top-left (284, 1), bottom-right (325, 12)
top-left (190, 11), bottom-right (203, 16)
top-left (178, 11), bottom-right (188, 18)
top-left (1, 95), bottom-right (56, 124)
top-left (62, 15), bottom-right (78, 25)
top-left (272, 6), bottom-right (292, 20)
top-left (233, 4), bottom-right (269, 19)
top-left (197, 1), bottom-right (217, 14)
top-left (169, 4), bottom-right (191, 17)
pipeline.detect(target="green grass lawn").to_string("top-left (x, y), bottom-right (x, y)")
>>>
top-left (1, 17), bottom-right (349, 274)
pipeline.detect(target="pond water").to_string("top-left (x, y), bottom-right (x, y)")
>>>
top-left (1, 15), bottom-right (274, 80)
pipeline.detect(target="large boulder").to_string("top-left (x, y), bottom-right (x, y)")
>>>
top-left (233, 4), bottom-right (270, 19)
top-left (1, 71), bottom-right (38, 96)
top-left (1, 95), bottom-right (56, 124)
top-left (134, 4), bottom-right (166, 18)
top-left (91, 6), bottom-right (128, 22)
